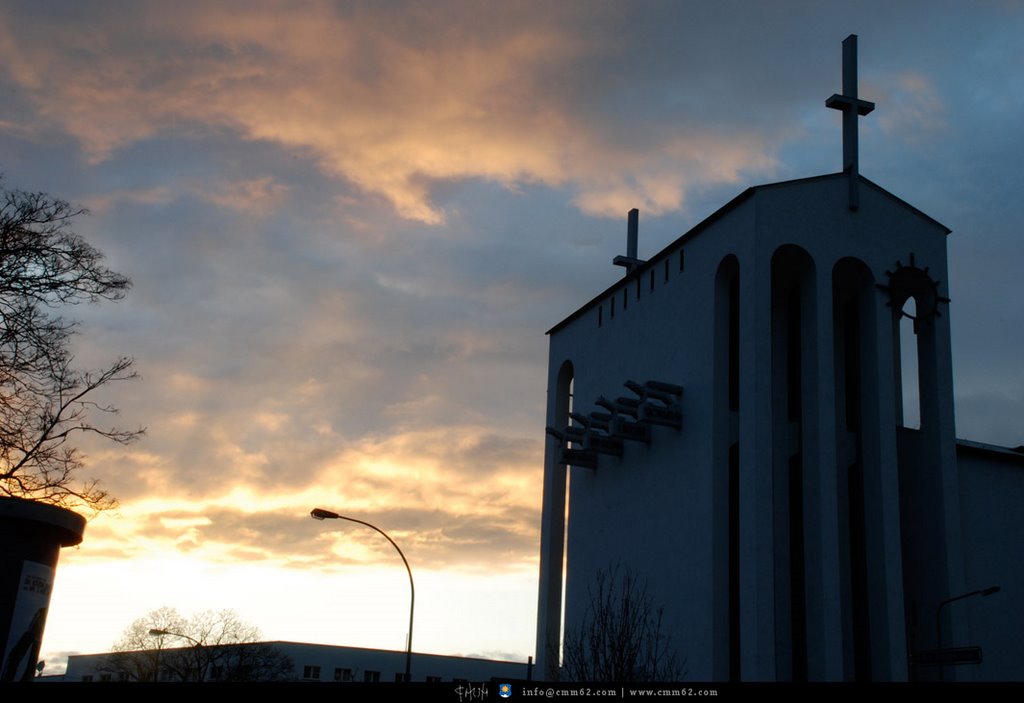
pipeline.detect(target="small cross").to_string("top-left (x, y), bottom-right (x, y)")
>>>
top-left (826, 34), bottom-right (875, 211)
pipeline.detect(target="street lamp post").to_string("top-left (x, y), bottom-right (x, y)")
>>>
top-left (147, 630), bottom-right (164, 682)
top-left (311, 507), bottom-right (415, 682)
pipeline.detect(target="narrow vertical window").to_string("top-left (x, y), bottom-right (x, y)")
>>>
top-left (899, 298), bottom-right (920, 428)
top-left (771, 245), bottom-right (816, 682)
top-left (558, 372), bottom-right (574, 669)
top-left (833, 258), bottom-right (877, 681)
top-left (714, 255), bottom-right (740, 681)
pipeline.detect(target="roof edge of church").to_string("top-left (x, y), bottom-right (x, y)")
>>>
top-left (546, 172), bottom-right (951, 336)
top-left (860, 176), bottom-right (952, 235)
top-left (956, 437), bottom-right (1024, 464)
top-left (545, 182), bottom-right (758, 335)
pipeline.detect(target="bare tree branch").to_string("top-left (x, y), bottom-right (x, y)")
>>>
top-left (561, 565), bottom-right (686, 682)
top-left (0, 177), bottom-right (142, 513)
top-left (103, 608), bottom-right (294, 682)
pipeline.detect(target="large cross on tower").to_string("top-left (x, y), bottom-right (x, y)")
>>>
top-left (826, 34), bottom-right (875, 211)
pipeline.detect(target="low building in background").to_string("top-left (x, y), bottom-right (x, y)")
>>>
top-left (60, 641), bottom-right (531, 683)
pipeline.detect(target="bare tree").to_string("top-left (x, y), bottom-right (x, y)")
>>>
top-left (0, 180), bottom-right (142, 512)
top-left (561, 566), bottom-right (685, 682)
top-left (102, 607), bottom-right (293, 682)
top-left (103, 607), bottom-right (185, 682)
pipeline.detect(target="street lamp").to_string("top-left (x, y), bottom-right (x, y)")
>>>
top-left (311, 508), bottom-right (415, 682)
top-left (149, 628), bottom-right (200, 644)
top-left (149, 628), bottom-right (206, 681)
top-left (935, 585), bottom-right (1000, 681)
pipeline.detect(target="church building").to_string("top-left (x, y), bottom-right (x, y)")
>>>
top-left (535, 36), bottom-right (1023, 682)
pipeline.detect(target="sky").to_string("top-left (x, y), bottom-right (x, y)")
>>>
top-left (1, 0), bottom-right (1022, 676)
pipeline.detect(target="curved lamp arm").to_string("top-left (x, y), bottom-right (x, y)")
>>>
top-left (311, 508), bottom-right (415, 681)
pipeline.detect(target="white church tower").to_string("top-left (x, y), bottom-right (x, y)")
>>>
top-left (536, 36), bottom-right (1020, 682)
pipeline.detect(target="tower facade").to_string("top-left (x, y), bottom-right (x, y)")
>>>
top-left (536, 174), bottom-right (964, 681)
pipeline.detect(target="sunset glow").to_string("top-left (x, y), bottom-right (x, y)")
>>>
top-left (1, 1), bottom-right (1022, 676)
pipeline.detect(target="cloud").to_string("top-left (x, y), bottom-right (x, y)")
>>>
top-left (71, 418), bottom-right (542, 573)
top-left (90, 186), bottom-right (174, 207)
top-left (876, 72), bottom-right (948, 140)
top-left (200, 177), bottom-right (291, 214)
top-left (0, 1), bottom-right (785, 224)
top-left (76, 430), bottom-right (541, 571)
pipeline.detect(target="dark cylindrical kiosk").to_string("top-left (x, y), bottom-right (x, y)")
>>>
top-left (0, 498), bottom-right (85, 682)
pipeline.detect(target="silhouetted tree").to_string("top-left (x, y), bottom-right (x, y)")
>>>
top-left (0, 179), bottom-right (141, 512)
top-left (561, 566), bottom-right (685, 682)
top-left (103, 607), bottom-right (293, 682)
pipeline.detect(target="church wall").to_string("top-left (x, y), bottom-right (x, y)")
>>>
top-left (544, 198), bottom-right (759, 681)
top-left (831, 258), bottom-right (907, 680)
top-left (539, 173), bottom-right (965, 682)
top-left (956, 445), bottom-right (1024, 681)
top-left (757, 178), bottom-right (962, 681)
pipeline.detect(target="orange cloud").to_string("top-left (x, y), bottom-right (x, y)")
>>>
top-left (0, 1), bottom-right (776, 224)
top-left (74, 419), bottom-right (541, 572)
top-left (200, 177), bottom-right (291, 214)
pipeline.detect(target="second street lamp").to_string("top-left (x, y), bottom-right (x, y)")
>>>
top-left (311, 507), bottom-right (415, 682)
top-left (148, 628), bottom-right (208, 682)
top-left (934, 585), bottom-right (1000, 681)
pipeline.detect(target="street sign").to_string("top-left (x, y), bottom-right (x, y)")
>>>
top-left (913, 647), bottom-right (983, 666)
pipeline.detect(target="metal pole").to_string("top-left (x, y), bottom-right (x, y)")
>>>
top-left (311, 508), bottom-right (415, 681)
